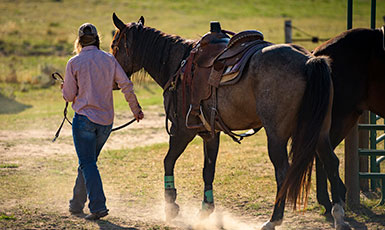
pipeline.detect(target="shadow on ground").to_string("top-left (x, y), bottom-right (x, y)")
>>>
top-left (0, 92), bottom-right (31, 114)
top-left (346, 203), bottom-right (385, 230)
top-left (98, 220), bottom-right (139, 230)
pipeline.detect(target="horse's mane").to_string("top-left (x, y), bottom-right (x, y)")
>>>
top-left (126, 24), bottom-right (195, 84)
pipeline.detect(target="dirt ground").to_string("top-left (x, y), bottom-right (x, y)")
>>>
top-left (0, 105), bottom-right (169, 157)
top-left (0, 105), bottom-right (384, 230)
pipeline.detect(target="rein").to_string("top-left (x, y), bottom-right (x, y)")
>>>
top-left (51, 72), bottom-right (136, 142)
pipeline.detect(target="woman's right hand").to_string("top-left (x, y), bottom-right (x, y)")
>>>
top-left (134, 110), bottom-right (144, 122)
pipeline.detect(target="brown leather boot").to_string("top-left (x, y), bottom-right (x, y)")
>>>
top-left (84, 209), bottom-right (109, 220)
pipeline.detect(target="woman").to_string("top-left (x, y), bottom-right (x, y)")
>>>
top-left (62, 23), bottom-right (144, 220)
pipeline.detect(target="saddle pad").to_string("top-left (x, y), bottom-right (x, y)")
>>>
top-left (219, 41), bottom-right (272, 86)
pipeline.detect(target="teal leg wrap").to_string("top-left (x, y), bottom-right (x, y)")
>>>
top-left (202, 189), bottom-right (215, 211)
top-left (164, 175), bottom-right (175, 189)
top-left (204, 189), bottom-right (214, 203)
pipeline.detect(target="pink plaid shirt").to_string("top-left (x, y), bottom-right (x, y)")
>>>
top-left (62, 46), bottom-right (140, 125)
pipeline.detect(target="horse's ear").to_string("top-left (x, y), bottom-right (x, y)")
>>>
top-left (113, 12), bottom-right (126, 31)
top-left (138, 16), bottom-right (145, 26)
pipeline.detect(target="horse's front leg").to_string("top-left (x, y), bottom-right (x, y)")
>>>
top-left (164, 126), bottom-right (196, 221)
top-left (261, 133), bottom-right (289, 230)
top-left (200, 132), bottom-right (220, 219)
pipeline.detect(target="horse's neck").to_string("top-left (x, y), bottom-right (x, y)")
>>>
top-left (139, 31), bottom-right (192, 88)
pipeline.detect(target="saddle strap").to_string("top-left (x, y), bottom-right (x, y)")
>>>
top-left (207, 86), bottom-right (260, 143)
top-left (164, 87), bottom-right (178, 136)
top-left (214, 109), bottom-right (261, 144)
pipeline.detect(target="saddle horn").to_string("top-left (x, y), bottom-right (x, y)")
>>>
top-left (210, 21), bottom-right (221, 33)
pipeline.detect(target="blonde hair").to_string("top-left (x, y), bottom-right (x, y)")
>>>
top-left (73, 38), bottom-right (81, 54)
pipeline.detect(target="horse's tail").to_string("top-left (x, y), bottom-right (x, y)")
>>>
top-left (277, 56), bottom-right (331, 210)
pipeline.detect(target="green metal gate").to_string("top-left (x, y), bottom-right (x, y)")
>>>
top-left (358, 113), bottom-right (385, 205)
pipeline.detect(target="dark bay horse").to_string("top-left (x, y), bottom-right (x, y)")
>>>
top-left (111, 13), bottom-right (350, 230)
top-left (313, 27), bottom-right (385, 214)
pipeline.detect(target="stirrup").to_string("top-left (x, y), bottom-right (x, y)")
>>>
top-left (185, 105), bottom-right (204, 129)
top-left (185, 105), bottom-right (211, 131)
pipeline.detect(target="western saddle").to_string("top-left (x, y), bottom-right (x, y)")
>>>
top-left (168, 22), bottom-right (271, 142)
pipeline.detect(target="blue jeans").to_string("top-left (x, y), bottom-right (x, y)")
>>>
top-left (69, 113), bottom-right (112, 213)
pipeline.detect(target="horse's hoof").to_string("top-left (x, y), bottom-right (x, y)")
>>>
top-left (332, 203), bottom-right (350, 230)
top-left (336, 223), bottom-right (351, 230)
top-left (199, 202), bottom-right (215, 219)
top-left (260, 220), bottom-right (282, 230)
top-left (261, 221), bottom-right (274, 230)
top-left (165, 203), bottom-right (179, 221)
top-left (261, 221), bottom-right (275, 230)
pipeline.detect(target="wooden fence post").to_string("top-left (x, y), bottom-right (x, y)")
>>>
top-left (284, 20), bottom-right (292, 43)
top-left (345, 122), bottom-right (360, 208)
top-left (359, 112), bottom-right (369, 191)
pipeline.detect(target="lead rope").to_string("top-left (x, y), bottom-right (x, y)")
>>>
top-left (51, 72), bottom-right (136, 142)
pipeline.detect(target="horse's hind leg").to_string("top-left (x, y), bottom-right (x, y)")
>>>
top-left (316, 156), bottom-right (333, 214)
top-left (316, 115), bottom-right (354, 215)
top-left (200, 132), bottom-right (220, 218)
top-left (261, 133), bottom-right (289, 230)
top-left (164, 127), bottom-right (196, 221)
top-left (316, 135), bottom-right (351, 230)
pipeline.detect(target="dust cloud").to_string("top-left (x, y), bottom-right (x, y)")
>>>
top-left (118, 197), bottom-right (266, 230)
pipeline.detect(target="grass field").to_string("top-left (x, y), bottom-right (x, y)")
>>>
top-left (0, 0), bottom-right (384, 83)
top-left (1, 0), bottom-right (385, 229)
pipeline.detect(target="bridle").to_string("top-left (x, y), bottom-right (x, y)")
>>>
top-left (111, 26), bottom-right (129, 57)
top-left (112, 25), bottom-right (140, 79)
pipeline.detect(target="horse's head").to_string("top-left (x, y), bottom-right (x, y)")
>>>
top-left (111, 13), bottom-right (145, 78)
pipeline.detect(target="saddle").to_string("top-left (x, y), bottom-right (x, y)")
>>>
top-left (181, 22), bottom-right (270, 141)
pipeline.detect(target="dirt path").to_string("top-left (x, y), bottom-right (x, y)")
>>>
top-left (0, 105), bottom-right (168, 158)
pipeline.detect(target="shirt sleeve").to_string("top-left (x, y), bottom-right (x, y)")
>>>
top-left (113, 59), bottom-right (141, 115)
top-left (62, 60), bottom-right (78, 102)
